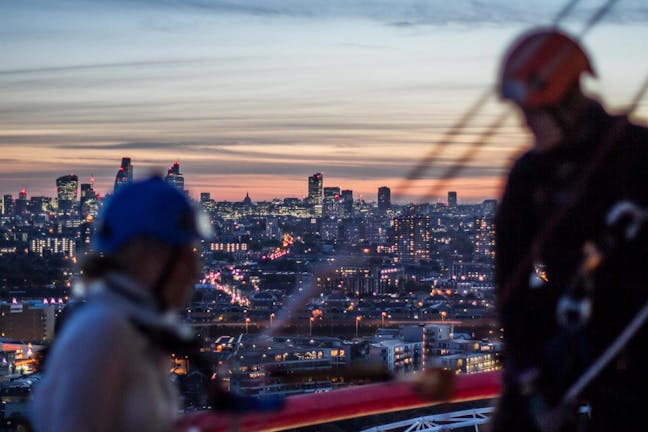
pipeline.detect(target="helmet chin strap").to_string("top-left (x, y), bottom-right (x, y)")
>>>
top-left (151, 247), bottom-right (181, 312)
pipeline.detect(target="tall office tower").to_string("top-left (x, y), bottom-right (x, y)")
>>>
top-left (80, 183), bottom-right (96, 201)
top-left (15, 189), bottom-right (28, 216)
top-left (114, 157), bottom-right (133, 193)
top-left (323, 187), bottom-right (341, 219)
top-left (394, 215), bottom-right (431, 262)
top-left (448, 191), bottom-right (458, 207)
top-left (80, 182), bottom-right (97, 217)
top-left (378, 186), bottom-right (391, 212)
top-left (2, 195), bottom-right (14, 216)
top-left (341, 189), bottom-right (353, 216)
top-left (308, 173), bottom-right (323, 204)
top-left (165, 162), bottom-right (185, 192)
top-left (56, 174), bottom-right (79, 213)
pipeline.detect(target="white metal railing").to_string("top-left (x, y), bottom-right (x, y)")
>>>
top-left (359, 406), bottom-right (494, 432)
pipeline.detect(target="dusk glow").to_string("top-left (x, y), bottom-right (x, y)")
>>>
top-left (2, 1), bottom-right (648, 202)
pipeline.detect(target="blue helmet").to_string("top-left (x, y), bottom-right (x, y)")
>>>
top-left (95, 177), bottom-right (210, 253)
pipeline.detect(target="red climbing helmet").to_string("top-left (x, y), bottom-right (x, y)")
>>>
top-left (499, 28), bottom-right (595, 108)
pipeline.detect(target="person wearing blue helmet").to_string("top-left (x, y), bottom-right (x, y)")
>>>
top-left (31, 177), bottom-right (211, 432)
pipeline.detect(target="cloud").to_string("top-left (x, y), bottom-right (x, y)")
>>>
top-left (59, 141), bottom-right (194, 150)
top-left (87, 0), bottom-right (648, 25)
top-left (0, 59), bottom-right (201, 76)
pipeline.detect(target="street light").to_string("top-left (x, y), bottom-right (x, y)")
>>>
top-left (355, 316), bottom-right (362, 337)
top-left (381, 311), bottom-right (387, 327)
top-left (270, 313), bottom-right (275, 327)
top-left (440, 311), bottom-right (447, 322)
top-left (309, 317), bottom-right (315, 337)
top-left (245, 317), bottom-right (251, 333)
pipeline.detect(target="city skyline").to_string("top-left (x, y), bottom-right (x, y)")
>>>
top-left (0, 162), bottom-right (489, 205)
top-left (2, 1), bottom-right (648, 201)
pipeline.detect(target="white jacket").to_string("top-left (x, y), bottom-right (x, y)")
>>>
top-left (31, 273), bottom-right (184, 432)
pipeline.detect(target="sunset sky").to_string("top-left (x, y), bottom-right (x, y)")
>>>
top-left (2, 0), bottom-right (648, 203)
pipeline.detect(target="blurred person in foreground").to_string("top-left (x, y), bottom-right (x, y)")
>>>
top-left (31, 177), bottom-right (210, 432)
top-left (492, 28), bottom-right (648, 431)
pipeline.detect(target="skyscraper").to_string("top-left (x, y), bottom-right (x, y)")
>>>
top-left (80, 183), bottom-right (95, 201)
top-left (2, 195), bottom-right (14, 216)
top-left (165, 162), bottom-right (185, 193)
top-left (394, 215), bottom-right (431, 262)
top-left (323, 187), bottom-right (340, 200)
top-left (448, 191), bottom-right (458, 207)
top-left (56, 174), bottom-right (79, 213)
top-left (378, 186), bottom-right (391, 212)
top-left (114, 157), bottom-right (133, 193)
top-left (15, 189), bottom-right (27, 216)
top-left (308, 173), bottom-right (323, 205)
top-left (80, 182), bottom-right (97, 217)
top-left (341, 189), bottom-right (353, 216)
top-left (323, 187), bottom-right (341, 219)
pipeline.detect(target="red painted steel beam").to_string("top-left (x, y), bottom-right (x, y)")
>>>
top-left (175, 370), bottom-right (501, 432)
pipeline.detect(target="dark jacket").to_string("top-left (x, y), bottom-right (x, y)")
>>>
top-left (493, 101), bottom-right (648, 431)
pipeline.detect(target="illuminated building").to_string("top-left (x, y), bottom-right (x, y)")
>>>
top-left (15, 189), bottom-right (27, 216)
top-left (165, 162), bottom-right (185, 193)
top-left (324, 187), bottom-right (340, 199)
top-left (321, 217), bottom-right (338, 242)
top-left (394, 215), bottom-right (431, 262)
top-left (448, 191), bottom-right (458, 207)
top-left (323, 187), bottom-right (341, 219)
top-left (80, 181), bottom-right (98, 217)
top-left (113, 157), bottom-right (133, 193)
top-left (338, 218), bottom-right (361, 249)
top-left (369, 339), bottom-right (422, 374)
top-left (230, 334), bottom-right (348, 397)
top-left (266, 217), bottom-right (280, 239)
top-left (378, 186), bottom-right (391, 212)
top-left (200, 192), bottom-right (211, 207)
top-left (341, 189), bottom-right (353, 217)
top-left (79, 217), bottom-right (95, 254)
top-left (30, 236), bottom-right (76, 257)
top-left (334, 265), bottom-right (374, 295)
top-left (56, 174), bottom-right (78, 213)
top-left (473, 216), bottom-right (495, 259)
top-left (2, 195), bottom-right (13, 216)
top-left (208, 242), bottom-right (248, 254)
top-left (308, 173), bottom-right (323, 214)
top-left (28, 196), bottom-right (51, 215)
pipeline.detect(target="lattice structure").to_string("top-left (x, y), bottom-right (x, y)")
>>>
top-left (360, 407), bottom-right (493, 432)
